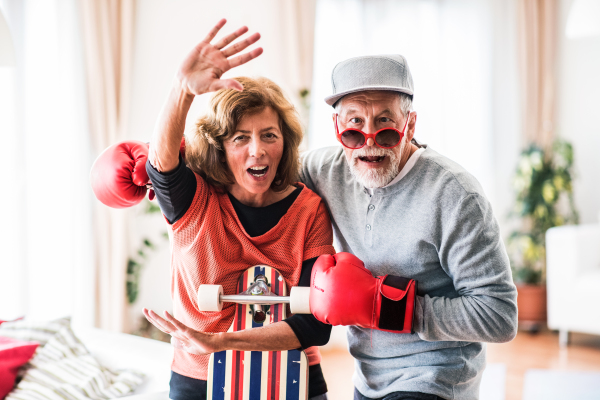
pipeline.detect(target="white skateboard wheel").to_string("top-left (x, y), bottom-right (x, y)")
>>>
top-left (289, 286), bottom-right (311, 314)
top-left (197, 284), bottom-right (224, 312)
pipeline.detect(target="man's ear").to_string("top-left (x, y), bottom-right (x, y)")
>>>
top-left (406, 111), bottom-right (417, 142)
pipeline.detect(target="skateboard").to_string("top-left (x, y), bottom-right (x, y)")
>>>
top-left (198, 265), bottom-right (312, 400)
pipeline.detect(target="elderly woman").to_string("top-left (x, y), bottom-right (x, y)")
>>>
top-left (142, 20), bottom-right (334, 400)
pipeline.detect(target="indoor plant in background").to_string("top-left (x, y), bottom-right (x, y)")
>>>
top-left (508, 140), bottom-right (579, 329)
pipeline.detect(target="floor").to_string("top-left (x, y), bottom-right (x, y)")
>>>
top-left (319, 330), bottom-right (600, 400)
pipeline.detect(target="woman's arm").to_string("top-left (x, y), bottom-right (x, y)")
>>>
top-left (143, 308), bottom-right (300, 354)
top-left (148, 19), bottom-right (263, 173)
top-left (143, 257), bottom-right (331, 354)
top-left (148, 87), bottom-right (194, 173)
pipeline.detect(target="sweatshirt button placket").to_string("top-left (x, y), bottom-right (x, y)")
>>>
top-left (365, 195), bottom-right (377, 247)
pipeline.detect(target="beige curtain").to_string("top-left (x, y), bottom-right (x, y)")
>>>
top-left (80, 0), bottom-right (135, 332)
top-left (275, 0), bottom-right (316, 149)
top-left (517, 0), bottom-right (558, 150)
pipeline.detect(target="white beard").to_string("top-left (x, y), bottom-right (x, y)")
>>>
top-left (347, 143), bottom-right (403, 189)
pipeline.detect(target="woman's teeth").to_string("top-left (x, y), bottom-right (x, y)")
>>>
top-left (248, 166), bottom-right (268, 176)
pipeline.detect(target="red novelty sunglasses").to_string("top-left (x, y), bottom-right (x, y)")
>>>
top-left (335, 113), bottom-right (410, 149)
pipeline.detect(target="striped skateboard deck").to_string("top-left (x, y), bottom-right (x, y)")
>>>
top-left (207, 265), bottom-right (309, 400)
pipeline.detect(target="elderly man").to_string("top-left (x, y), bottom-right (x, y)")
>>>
top-left (299, 55), bottom-right (518, 400)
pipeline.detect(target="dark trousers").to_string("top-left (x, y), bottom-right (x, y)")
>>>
top-left (354, 388), bottom-right (446, 400)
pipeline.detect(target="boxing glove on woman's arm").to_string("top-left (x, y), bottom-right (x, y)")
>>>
top-left (310, 252), bottom-right (417, 333)
top-left (90, 141), bottom-right (151, 208)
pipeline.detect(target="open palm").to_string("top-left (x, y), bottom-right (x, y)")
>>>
top-left (177, 19), bottom-right (263, 95)
top-left (143, 308), bottom-right (221, 356)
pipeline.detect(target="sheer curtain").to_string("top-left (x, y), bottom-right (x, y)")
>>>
top-left (518, 0), bottom-right (558, 149)
top-left (0, 0), bottom-right (94, 323)
top-left (79, 0), bottom-right (136, 332)
top-left (308, 0), bottom-right (521, 223)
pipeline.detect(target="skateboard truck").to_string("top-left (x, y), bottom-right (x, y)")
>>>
top-left (245, 275), bottom-right (271, 323)
top-left (197, 272), bottom-right (311, 315)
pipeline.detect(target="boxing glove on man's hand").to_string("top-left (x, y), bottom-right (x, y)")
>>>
top-left (310, 252), bottom-right (417, 333)
top-left (90, 141), bottom-right (152, 208)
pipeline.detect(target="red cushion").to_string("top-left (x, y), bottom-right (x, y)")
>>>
top-left (0, 336), bottom-right (39, 398)
top-left (0, 317), bottom-right (24, 326)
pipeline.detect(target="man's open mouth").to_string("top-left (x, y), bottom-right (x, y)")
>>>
top-left (358, 156), bottom-right (386, 163)
top-left (247, 165), bottom-right (269, 177)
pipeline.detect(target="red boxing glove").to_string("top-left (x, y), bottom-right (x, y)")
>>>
top-left (90, 141), bottom-right (151, 208)
top-left (310, 252), bottom-right (417, 333)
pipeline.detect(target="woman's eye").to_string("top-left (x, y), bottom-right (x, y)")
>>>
top-left (264, 132), bottom-right (276, 139)
top-left (233, 135), bottom-right (247, 142)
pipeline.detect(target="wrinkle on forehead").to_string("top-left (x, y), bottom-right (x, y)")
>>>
top-left (338, 90), bottom-right (401, 118)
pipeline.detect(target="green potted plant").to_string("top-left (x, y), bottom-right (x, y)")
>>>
top-left (508, 140), bottom-right (578, 324)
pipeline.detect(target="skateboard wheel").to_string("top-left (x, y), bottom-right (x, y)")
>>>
top-left (198, 284), bottom-right (224, 312)
top-left (289, 286), bottom-right (311, 314)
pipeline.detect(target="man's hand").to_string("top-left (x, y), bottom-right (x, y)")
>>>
top-left (143, 308), bottom-right (222, 355)
top-left (176, 18), bottom-right (263, 96)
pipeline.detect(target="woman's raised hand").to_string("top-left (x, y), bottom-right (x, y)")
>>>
top-left (176, 19), bottom-right (263, 96)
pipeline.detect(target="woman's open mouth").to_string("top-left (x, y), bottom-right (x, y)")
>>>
top-left (247, 165), bottom-right (269, 177)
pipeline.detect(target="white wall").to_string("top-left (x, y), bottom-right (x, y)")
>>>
top-left (557, 0), bottom-right (600, 225)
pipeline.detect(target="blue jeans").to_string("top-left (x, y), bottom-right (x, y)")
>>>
top-left (354, 388), bottom-right (445, 400)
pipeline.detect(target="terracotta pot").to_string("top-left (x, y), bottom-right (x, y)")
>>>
top-left (516, 284), bottom-right (547, 322)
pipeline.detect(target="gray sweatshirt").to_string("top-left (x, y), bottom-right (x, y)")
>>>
top-left (300, 146), bottom-right (518, 400)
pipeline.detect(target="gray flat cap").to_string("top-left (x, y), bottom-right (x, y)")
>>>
top-left (325, 54), bottom-right (414, 107)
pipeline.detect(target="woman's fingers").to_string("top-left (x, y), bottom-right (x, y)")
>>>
top-left (202, 18), bottom-right (227, 44)
top-left (143, 308), bottom-right (170, 334)
top-left (221, 32), bottom-right (261, 58)
top-left (214, 26), bottom-right (249, 50)
top-left (228, 47), bottom-right (264, 69)
top-left (164, 311), bottom-right (195, 336)
top-left (146, 309), bottom-right (177, 334)
top-left (209, 79), bottom-right (244, 93)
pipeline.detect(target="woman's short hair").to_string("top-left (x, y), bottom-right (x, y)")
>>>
top-left (185, 76), bottom-right (303, 192)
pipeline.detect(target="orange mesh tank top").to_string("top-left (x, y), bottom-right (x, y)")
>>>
top-left (168, 173), bottom-right (335, 380)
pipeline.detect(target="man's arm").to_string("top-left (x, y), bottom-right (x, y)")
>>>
top-left (415, 193), bottom-right (518, 343)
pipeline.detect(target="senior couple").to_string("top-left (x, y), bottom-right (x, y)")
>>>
top-left (141, 19), bottom-right (518, 400)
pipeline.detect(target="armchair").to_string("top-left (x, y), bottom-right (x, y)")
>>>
top-left (546, 221), bottom-right (600, 346)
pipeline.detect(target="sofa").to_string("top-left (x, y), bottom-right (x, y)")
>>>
top-left (546, 220), bottom-right (600, 346)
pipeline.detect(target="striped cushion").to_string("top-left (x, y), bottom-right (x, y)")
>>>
top-left (0, 317), bottom-right (71, 346)
top-left (1, 319), bottom-right (145, 399)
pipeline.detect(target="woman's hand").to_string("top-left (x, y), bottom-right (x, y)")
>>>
top-left (143, 308), bottom-right (223, 355)
top-left (176, 18), bottom-right (263, 96)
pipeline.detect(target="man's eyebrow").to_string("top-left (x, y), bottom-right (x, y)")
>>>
top-left (376, 109), bottom-right (397, 117)
top-left (341, 108), bottom-right (360, 117)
